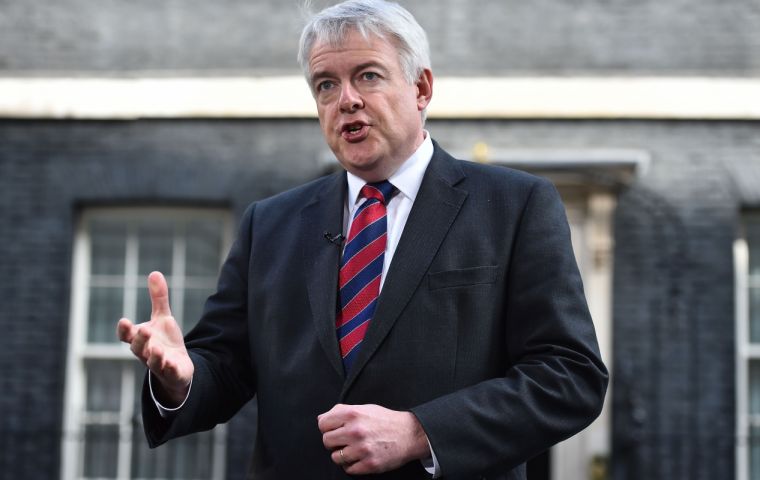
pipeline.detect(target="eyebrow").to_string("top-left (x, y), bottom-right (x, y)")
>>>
top-left (353, 61), bottom-right (388, 76)
top-left (310, 70), bottom-right (331, 85)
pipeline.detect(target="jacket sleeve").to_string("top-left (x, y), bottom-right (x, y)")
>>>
top-left (410, 178), bottom-right (608, 478)
top-left (143, 203), bottom-right (257, 447)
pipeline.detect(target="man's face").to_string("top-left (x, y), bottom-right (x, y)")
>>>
top-left (308, 30), bottom-right (432, 182)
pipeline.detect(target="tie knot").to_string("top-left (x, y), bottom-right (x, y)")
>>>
top-left (360, 180), bottom-right (395, 205)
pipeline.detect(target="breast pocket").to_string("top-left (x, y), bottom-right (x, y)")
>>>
top-left (428, 265), bottom-right (499, 290)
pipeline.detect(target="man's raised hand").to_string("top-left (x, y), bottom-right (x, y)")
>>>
top-left (117, 271), bottom-right (194, 406)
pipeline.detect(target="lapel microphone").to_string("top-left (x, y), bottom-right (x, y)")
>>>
top-left (323, 231), bottom-right (345, 245)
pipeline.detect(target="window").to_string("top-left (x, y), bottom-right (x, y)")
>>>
top-left (62, 208), bottom-right (232, 480)
top-left (737, 212), bottom-right (760, 480)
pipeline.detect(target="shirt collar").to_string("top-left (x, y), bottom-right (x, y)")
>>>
top-left (346, 132), bottom-right (434, 207)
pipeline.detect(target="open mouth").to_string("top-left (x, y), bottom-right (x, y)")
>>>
top-left (341, 122), bottom-right (369, 142)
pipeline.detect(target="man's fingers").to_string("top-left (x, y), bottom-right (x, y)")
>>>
top-left (322, 428), bottom-right (350, 450)
top-left (318, 404), bottom-right (351, 433)
top-left (321, 405), bottom-right (428, 474)
top-left (332, 447), bottom-right (355, 467)
top-left (117, 318), bottom-right (137, 343)
top-left (134, 326), bottom-right (177, 370)
top-left (148, 271), bottom-right (173, 318)
top-left (130, 325), bottom-right (152, 361)
top-left (146, 343), bottom-right (164, 373)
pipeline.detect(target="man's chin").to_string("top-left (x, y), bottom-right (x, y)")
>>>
top-left (335, 152), bottom-right (378, 172)
top-left (339, 159), bottom-right (389, 182)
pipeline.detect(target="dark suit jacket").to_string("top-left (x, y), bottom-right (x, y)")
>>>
top-left (143, 142), bottom-right (608, 479)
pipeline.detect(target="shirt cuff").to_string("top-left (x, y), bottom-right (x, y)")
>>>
top-left (148, 371), bottom-right (192, 418)
top-left (421, 437), bottom-right (441, 477)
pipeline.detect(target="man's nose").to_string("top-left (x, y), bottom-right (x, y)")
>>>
top-left (339, 83), bottom-right (363, 113)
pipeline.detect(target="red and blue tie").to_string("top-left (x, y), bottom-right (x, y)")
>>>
top-left (337, 180), bottom-right (395, 372)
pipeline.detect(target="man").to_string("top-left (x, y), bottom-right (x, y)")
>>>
top-left (117, 0), bottom-right (608, 478)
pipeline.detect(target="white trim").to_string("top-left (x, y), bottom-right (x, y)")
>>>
top-left (445, 147), bottom-right (650, 186)
top-left (117, 365), bottom-right (135, 480)
top-left (552, 192), bottom-right (615, 480)
top-left (2, 76), bottom-right (760, 120)
top-left (171, 224), bottom-right (187, 330)
top-left (737, 237), bottom-right (750, 480)
top-left (123, 225), bottom-right (138, 322)
top-left (61, 215), bottom-right (91, 480)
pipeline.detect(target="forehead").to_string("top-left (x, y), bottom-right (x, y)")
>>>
top-left (308, 30), bottom-right (401, 74)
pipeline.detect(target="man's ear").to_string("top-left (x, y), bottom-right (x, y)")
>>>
top-left (415, 69), bottom-right (434, 111)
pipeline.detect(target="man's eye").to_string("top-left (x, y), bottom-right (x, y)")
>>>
top-left (317, 80), bottom-right (335, 92)
top-left (361, 72), bottom-right (379, 81)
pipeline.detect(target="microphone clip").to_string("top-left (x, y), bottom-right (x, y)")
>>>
top-left (323, 231), bottom-right (345, 245)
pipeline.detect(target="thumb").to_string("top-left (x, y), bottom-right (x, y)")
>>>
top-left (148, 271), bottom-right (173, 318)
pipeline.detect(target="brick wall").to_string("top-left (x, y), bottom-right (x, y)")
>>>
top-left (1, 0), bottom-right (758, 75)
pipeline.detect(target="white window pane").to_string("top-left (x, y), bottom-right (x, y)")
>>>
top-left (85, 360), bottom-right (121, 412)
top-left (131, 430), bottom-right (215, 479)
top-left (88, 286), bottom-right (123, 343)
top-left (752, 287), bottom-right (760, 343)
top-left (132, 362), bottom-right (147, 415)
top-left (138, 222), bottom-right (174, 276)
top-left (136, 285), bottom-right (153, 326)
top-left (182, 287), bottom-right (212, 331)
top-left (131, 363), bottom-right (215, 479)
top-left (752, 426), bottom-right (760, 480)
top-left (751, 362), bottom-right (760, 415)
top-left (186, 219), bottom-right (223, 277)
top-left (747, 213), bottom-right (760, 277)
top-left (90, 220), bottom-right (127, 276)
top-left (83, 424), bottom-right (119, 478)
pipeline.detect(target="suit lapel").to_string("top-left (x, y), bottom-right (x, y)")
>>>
top-left (342, 145), bottom-right (468, 395)
top-left (301, 172), bottom-right (347, 379)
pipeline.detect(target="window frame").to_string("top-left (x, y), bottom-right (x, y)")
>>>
top-left (736, 213), bottom-right (760, 480)
top-left (550, 189), bottom-right (615, 480)
top-left (61, 207), bottom-right (233, 480)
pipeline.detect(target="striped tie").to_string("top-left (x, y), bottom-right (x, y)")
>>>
top-left (337, 180), bottom-right (395, 372)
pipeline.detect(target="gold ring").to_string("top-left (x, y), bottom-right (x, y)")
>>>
top-left (339, 448), bottom-right (345, 464)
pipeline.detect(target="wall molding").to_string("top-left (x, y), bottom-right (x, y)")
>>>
top-left (1, 76), bottom-right (759, 120)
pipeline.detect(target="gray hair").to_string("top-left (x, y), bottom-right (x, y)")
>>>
top-left (297, 0), bottom-right (431, 85)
